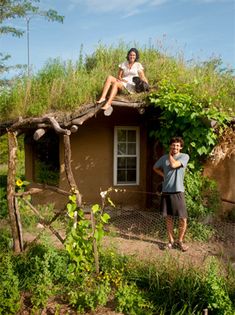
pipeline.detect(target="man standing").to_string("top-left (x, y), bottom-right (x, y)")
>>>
top-left (153, 137), bottom-right (189, 251)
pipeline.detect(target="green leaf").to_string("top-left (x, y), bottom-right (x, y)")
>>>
top-left (101, 213), bottom-right (110, 223)
top-left (67, 203), bottom-right (74, 218)
top-left (92, 204), bottom-right (100, 213)
top-left (23, 180), bottom-right (30, 186)
top-left (69, 195), bottom-right (77, 204)
top-left (94, 229), bottom-right (104, 241)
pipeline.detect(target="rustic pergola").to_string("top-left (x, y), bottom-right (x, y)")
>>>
top-left (4, 98), bottom-right (146, 253)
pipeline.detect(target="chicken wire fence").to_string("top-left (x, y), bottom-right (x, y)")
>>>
top-left (104, 207), bottom-right (235, 244)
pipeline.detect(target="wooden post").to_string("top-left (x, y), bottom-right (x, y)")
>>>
top-left (7, 131), bottom-right (21, 252)
top-left (63, 134), bottom-right (82, 207)
top-left (14, 197), bottom-right (24, 251)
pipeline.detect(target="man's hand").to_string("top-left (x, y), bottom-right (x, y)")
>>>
top-left (169, 153), bottom-right (181, 169)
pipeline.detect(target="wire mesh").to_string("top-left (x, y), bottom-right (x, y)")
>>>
top-left (105, 207), bottom-right (235, 244)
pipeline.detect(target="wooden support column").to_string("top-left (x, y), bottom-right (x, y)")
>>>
top-left (63, 134), bottom-right (82, 207)
top-left (7, 131), bottom-right (21, 252)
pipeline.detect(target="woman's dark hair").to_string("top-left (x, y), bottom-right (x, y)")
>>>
top-left (126, 48), bottom-right (139, 61)
top-left (170, 137), bottom-right (184, 148)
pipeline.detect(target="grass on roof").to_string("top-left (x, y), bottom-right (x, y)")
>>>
top-left (0, 42), bottom-right (234, 121)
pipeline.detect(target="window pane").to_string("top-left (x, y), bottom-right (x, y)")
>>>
top-left (118, 157), bottom-right (126, 168)
top-left (128, 130), bottom-right (136, 142)
top-left (126, 157), bottom-right (136, 169)
top-left (127, 170), bottom-right (136, 182)
top-left (128, 143), bottom-right (136, 155)
top-left (118, 143), bottom-right (127, 155)
top-left (117, 170), bottom-right (126, 182)
top-left (118, 130), bottom-right (127, 142)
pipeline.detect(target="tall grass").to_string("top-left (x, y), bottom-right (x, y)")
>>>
top-left (0, 42), bottom-right (234, 121)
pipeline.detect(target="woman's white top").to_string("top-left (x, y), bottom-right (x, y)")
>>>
top-left (119, 61), bottom-right (144, 93)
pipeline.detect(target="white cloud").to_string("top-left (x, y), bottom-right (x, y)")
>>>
top-left (68, 0), bottom-right (168, 14)
top-left (122, 9), bottom-right (141, 18)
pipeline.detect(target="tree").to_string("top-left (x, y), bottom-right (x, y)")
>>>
top-left (0, 0), bottom-right (64, 79)
top-left (0, 0), bottom-right (64, 37)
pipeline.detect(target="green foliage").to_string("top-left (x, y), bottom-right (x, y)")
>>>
top-left (0, 228), bottom-right (12, 251)
top-left (187, 220), bottom-right (214, 242)
top-left (0, 240), bottom-right (234, 314)
top-left (124, 254), bottom-right (234, 315)
top-left (204, 258), bottom-right (233, 314)
top-left (184, 171), bottom-right (220, 241)
top-left (65, 196), bottom-right (110, 279)
top-left (14, 243), bottom-right (69, 310)
top-left (34, 160), bottom-right (59, 186)
top-left (68, 275), bottom-right (111, 313)
top-left (115, 281), bottom-right (154, 315)
top-left (185, 171), bottom-right (221, 219)
top-left (149, 79), bottom-right (229, 168)
top-left (65, 195), bottom-right (112, 311)
top-left (0, 175), bottom-right (7, 219)
top-left (0, 254), bottom-right (20, 315)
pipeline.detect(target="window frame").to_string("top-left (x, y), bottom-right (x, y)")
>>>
top-left (113, 126), bottom-right (140, 186)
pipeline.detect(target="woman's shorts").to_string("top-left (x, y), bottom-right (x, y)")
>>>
top-left (160, 192), bottom-right (188, 218)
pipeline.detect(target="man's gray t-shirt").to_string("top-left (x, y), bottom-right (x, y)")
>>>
top-left (154, 153), bottom-right (189, 193)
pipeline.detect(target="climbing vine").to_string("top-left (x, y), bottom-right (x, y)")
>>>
top-left (149, 79), bottom-right (229, 169)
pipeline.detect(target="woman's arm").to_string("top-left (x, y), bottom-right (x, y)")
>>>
top-left (138, 70), bottom-right (148, 83)
top-left (117, 68), bottom-right (128, 82)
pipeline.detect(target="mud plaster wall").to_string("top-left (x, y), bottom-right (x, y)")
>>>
top-left (27, 107), bottom-right (148, 210)
top-left (204, 154), bottom-right (235, 212)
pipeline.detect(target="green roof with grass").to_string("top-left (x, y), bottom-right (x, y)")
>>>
top-left (0, 44), bottom-right (234, 122)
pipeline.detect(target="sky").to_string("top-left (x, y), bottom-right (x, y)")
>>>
top-left (1, 0), bottom-right (235, 77)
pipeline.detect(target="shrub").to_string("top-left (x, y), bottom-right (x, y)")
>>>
top-left (115, 281), bottom-right (154, 315)
top-left (0, 254), bottom-right (21, 315)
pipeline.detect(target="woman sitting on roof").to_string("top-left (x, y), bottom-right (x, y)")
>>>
top-left (96, 48), bottom-right (148, 114)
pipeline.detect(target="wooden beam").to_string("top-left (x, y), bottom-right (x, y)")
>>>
top-left (9, 116), bottom-right (71, 135)
top-left (70, 125), bottom-right (79, 133)
top-left (14, 188), bottom-right (44, 197)
top-left (33, 128), bottom-right (46, 141)
top-left (22, 198), bottom-right (64, 244)
top-left (71, 107), bottom-right (100, 125)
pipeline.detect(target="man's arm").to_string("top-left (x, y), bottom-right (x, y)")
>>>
top-left (153, 165), bottom-right (164, 178)
top-left (168, 153), bottom-right (182, 169)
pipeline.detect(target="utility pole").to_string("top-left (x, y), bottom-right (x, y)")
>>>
top-left (25, 10), bottom-right (63, 77)
top-left (26, 17), bottom-right (30, 77)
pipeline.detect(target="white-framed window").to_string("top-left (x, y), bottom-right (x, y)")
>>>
top-left (114, 126), bottom-right (140, 186)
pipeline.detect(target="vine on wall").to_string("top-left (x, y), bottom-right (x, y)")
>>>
top-left (149, 79), bottom-right (229, 169)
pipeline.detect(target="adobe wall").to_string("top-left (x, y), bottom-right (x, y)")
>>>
top-left (60, 107), bottom-right (148, 209)
top-left (27, 107), bottom-right (149, 210)
top-left (204, 154), bottom-right (235, 213)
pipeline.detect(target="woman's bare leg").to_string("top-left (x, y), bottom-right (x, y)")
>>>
top-left (97, 75), bottom-right (117, 103)
top-left (102, 81), bottom-right (123, 109)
